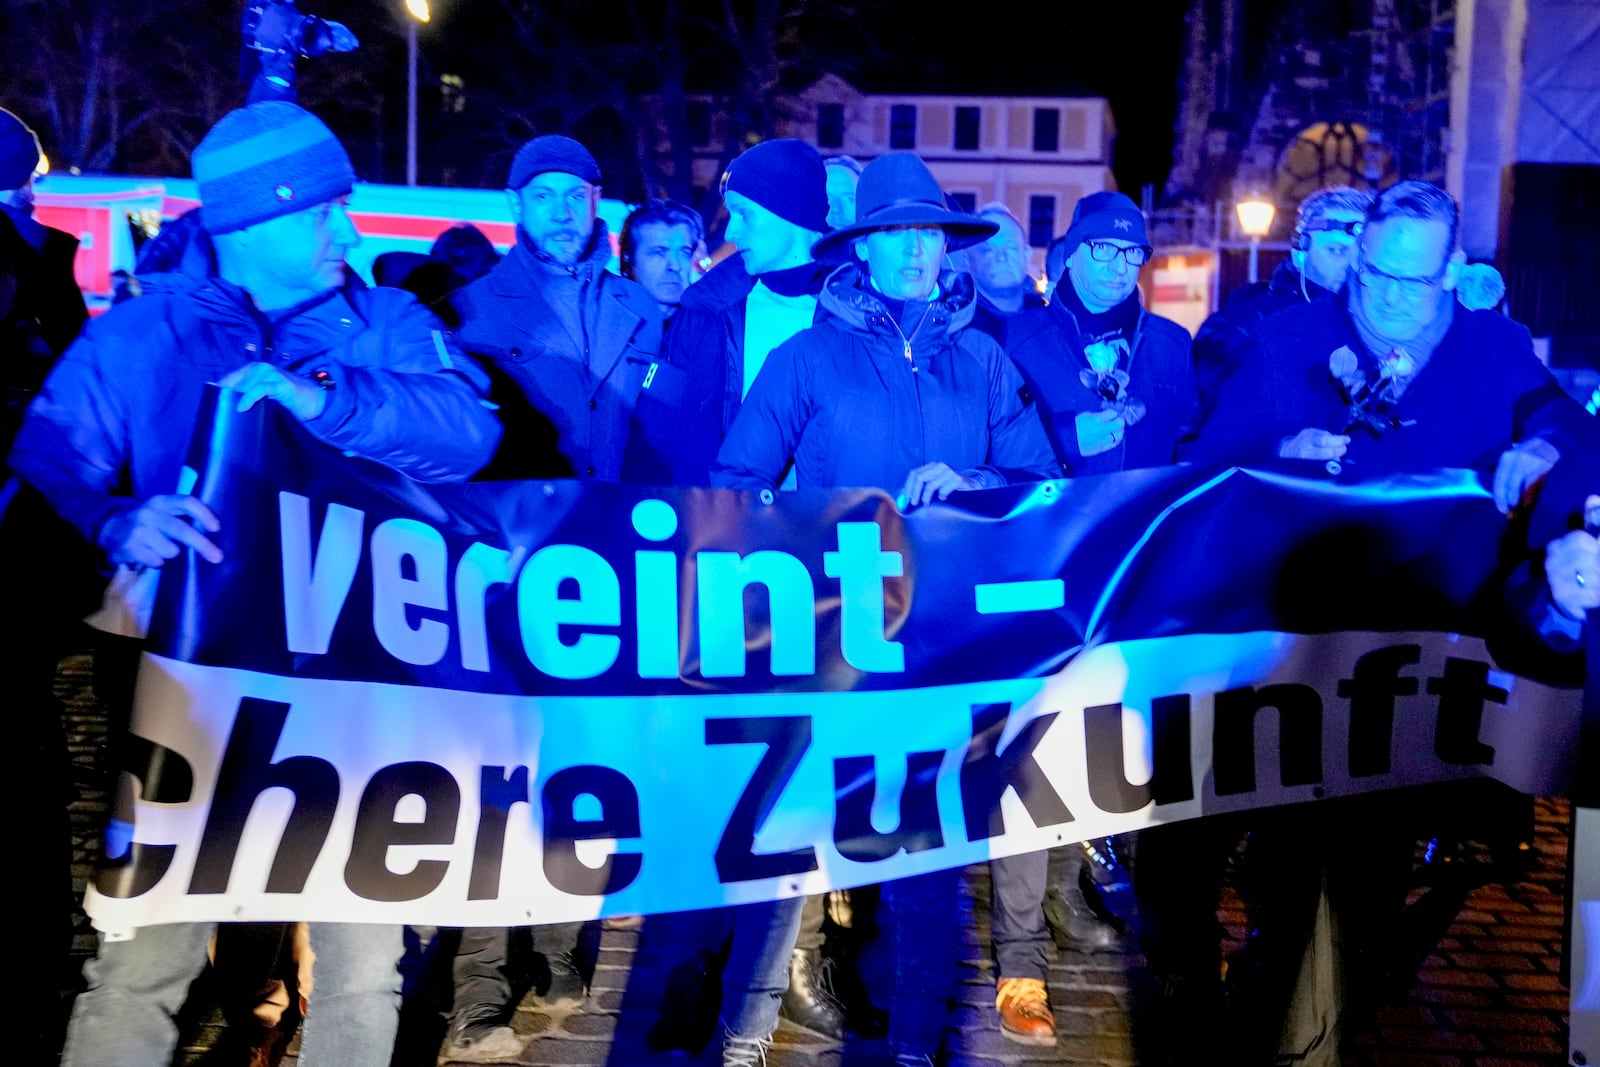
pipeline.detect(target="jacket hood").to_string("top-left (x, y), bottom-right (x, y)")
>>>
top-left (816, 262), bottom-right (979, 340)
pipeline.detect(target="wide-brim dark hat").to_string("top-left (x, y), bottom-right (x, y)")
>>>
top-left (811, 152), bottom-right (998, 262)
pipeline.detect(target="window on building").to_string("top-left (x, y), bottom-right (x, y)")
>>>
top-left (686, 100), bottom-right (712, 148)
top-left (818, 103), bottom-right (845, 149)
top-left (1028, 194), bottom-right (1057, 248)
top-left (948, 191), bottom-right (977, 214)
top-left (954, 106), bottom-right (980, 150)
top-left (1033, 107), bottom-right (1059, 153)
top-left (890, 104), bottom-right (917, 149)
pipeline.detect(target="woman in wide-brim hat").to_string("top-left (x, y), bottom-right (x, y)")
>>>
top-left (811, 151), bottom-right (997, 262)
top-left (709, 150), bottom-right (1060, 1067)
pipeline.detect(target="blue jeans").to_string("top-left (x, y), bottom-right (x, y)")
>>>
top-left (719, 897), bottom-right (805, 1039)
top-left (61, 920), bottom-right (404, 1067)
top-left (989, 850), bottom-right (1051, 982)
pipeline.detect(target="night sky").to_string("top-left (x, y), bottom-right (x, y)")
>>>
top-left (859, 1), bottom-right (1193, 195)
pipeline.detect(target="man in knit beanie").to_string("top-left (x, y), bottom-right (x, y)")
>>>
top-left (451, 133), bottom-right (664, 486)
top-left (633, 137), bottom-right (834, 489)
top-left (636, 138), bottom-right (886, 1062)
top-left (987, 188), bottom-right (1195, 1047)
top-left (13, 100), bottom-right (499, 1067)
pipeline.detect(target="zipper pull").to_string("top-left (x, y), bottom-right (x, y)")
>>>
top-left (904, 340), bottom-right (913, 365)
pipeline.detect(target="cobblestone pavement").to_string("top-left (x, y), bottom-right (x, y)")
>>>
top-left (55, 649), bottom-right (1576, 1066)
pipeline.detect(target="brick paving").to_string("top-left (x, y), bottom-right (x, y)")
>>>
top-left (53, 648), bottom-right (1577, 1066)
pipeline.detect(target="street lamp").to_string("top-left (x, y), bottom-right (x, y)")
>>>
top-left (1236, 195), bottom-right (1276, 284)
top-left (405, 0), bottom-right (430, 186)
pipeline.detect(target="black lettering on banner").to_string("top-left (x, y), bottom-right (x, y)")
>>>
top-left (1150, 694), bottom-right (1195, 804)
top-left (706, 716), bottom-right (818, 883)
top-left (541, 766), bottom-right (644, 896)
top-left (97, 736), bottom-right (197, 898)
top-left (1213, 684), bottom-right (1324, 796)
top-left (833, 752), bottom-right (946, 861)
top-left (1083, 702), bottom-right (1172, 814)
top-left (1427, 657), bottom-right (1505, 765)
top-left (468, 765), bottom-right (531, 900)
top-left (344, 762), bottom-right (460, 902)
top-left (960, 702), bottom-right (1073, 841)
top-left (1340, 644), bottom-right (1422, 776)
top-left (190, 698), bottom-right (340, 895)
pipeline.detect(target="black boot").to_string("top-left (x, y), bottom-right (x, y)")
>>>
top-left (818, 943), bottom-right (888, 1038)
top-left (646, 950), bottom-right (721, 1054)
top-left (778, 947), bottom-right (846, 1040)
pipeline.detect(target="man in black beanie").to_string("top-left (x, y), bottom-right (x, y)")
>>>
top-left (452, 133), bottom-right (664, 483)
top-left (634, 137), bottom-right (834, 488)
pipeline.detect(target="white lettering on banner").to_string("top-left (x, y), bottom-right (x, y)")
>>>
top-left (84, 631), bottom-right (1581, 933)
top-left (276, 492), bottom-right (906, 678)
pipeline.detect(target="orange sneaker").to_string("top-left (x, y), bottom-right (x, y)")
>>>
top-left (995, 976), bottom-right (1057, 1046)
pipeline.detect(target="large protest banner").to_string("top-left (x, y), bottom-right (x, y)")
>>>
top-left (85, 389), bottom-right (1582, 935)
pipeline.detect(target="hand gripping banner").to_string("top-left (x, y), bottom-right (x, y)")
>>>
top-left (86, 388), bottom-right (1582, 934)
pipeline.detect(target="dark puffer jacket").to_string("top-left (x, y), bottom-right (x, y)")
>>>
top-left (710, 264), bottom-right (1059, 491)
top-left (9, 273), bottom-right (498, 547)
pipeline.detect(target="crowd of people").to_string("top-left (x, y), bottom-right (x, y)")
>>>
top-left (3, 47), bottom-right (1596, 1067)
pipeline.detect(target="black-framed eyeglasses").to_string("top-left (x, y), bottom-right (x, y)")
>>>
top-left (1354, 253), bottom-right (1449, 301)
top-left (1086, 240), bottom-right (1152, 267)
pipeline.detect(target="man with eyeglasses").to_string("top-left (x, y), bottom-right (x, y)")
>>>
top-left (1192, 180), bottom-right (1586, 511)
top-left (1190, 179), bottom-right (1594, 1064)
top-left (991, 190), bottom-right (1197, 1048)
top-left (1193, 186), bottom-right (1372, 422)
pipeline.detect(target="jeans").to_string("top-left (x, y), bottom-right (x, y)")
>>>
top-left (719, 897), bottom-right (805, 1039)
top-left (61, 920), bottom-right (404, 1067)
top-left (989, 850), bottom-right (1050, 981)
top-left (885, 868), bottom-right (960, 1055)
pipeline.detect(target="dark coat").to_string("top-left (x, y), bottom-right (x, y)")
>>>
top-left (452, 222), bottom-right (663, 482)
top-left (969, 289), bottom-right (1046, 347)
top-left (1003, 295), bottom-right (1197, 475)
top-left (1186, 290), bottom-right (1590, 474)
top-left (710, 264), bottom-right (1059, 491)
top-left (1193, 260), bottom-right (1328, 423)
top-left (634, 256), bottom-right (831, 487)
top-left (2, 208), bottom-right (87, 452)
top-left (9, 274), bottom-right (499, 546)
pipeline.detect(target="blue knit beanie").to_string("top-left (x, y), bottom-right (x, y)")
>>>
top-left (722, 139), bottom-right (829, 235)
top-left (0, 107), bottom-right (44, 190)
top-left (1061, 190), bottom-right (1149, 252)
top-left (507, 135), bottom-right (601, 190)
top-left (192, 102), bottom-right (355, 235)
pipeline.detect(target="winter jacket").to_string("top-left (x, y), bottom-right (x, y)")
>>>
top-left (451, 222), bottom-right (662, 482)
top-left (710, 264), bottom-right (1059, 491)
top-left (635, 256), bottom-right (832, 486)
top-left (1192, 260), bottom-right (1328, 423)
top-left (9, 273), bottom-right (499, 549)
top-left (2, 206), bottom-right (87, 452)
top-left (1003, 294), bottom-right (1198, 476)
top-left (1186, 288), bottom-right (1593, 473)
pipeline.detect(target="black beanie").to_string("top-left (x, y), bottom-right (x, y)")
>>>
top-left (722, 139), bottom-right (829, 235)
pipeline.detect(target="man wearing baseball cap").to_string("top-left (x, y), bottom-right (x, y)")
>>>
top-left (15, 100), bottom-right (499, 1067)
top-left (712, 151), bottom-right (1057, 1067)
top-left (452, 133), bottom-right (663, 483)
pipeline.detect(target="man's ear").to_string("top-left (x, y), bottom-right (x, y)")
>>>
top-left (1441, 249), bottom-right (1466, 291)
top-left (505, 188), bottom-right (522, 224)
top-left (1290, 247), bottom-right (1306, 272)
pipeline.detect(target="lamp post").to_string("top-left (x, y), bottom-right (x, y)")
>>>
top-left (1235, 195), bottom-right (1276, 284)
top-left (405, 0), bottom-right (430, 186)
